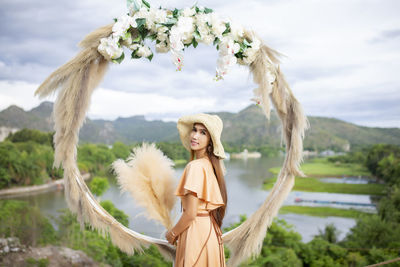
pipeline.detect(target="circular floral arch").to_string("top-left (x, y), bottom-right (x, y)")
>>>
top-left (35, 1), bottom-right (309, 266)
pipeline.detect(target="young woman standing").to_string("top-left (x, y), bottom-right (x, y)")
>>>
top-left (165, 113), bottom-right (228, 266)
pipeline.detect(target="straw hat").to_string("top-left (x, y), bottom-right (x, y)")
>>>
top-left (177, 113), bottom-right (227, 159)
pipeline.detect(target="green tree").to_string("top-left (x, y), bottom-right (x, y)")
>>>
top-left (343, 214), bottom-right (400, 249)
top-left (89, 176), bottom-right (110, 197)
top-left (111, 141), bottom-right (131, 159)
top-left (0, 200), bottom-right (57, 246)
top-left (315, 223), bottom-right (341, 244)
top-left (366, 144), bottom-right (400, 178)
top-left (6, 128), bottom-right (53, 147)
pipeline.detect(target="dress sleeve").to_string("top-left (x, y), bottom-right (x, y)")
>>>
top-left (175, 161), bottom-right (224, 206)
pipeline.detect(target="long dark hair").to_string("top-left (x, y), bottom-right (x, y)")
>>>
top-left (190, 137), bottom-right (227, 228)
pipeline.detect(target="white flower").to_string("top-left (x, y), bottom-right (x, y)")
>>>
top-left (218, 54), bottom-right (237, 68)
top-left (201, 34), bottom-right (214, 45)
top-left (157, 32), bottom-right (168, 42)
top-left (230, 21), bottom-right (244, 40)
top-left (156, 42), bottom-right (170, 53)
top-left (121, 35), bottom-right (133, 47)
top-left (195, 13), bottom-right (211, 27)
top-left (219, 38), bottom-right (240, 55)
top-left (182, 7), bottom-right (196, 17)
top-left (153, 8), bottom-right (168, 23)
top-left (177, 16), bottom-right (194, 34)
top-left (137, 45), bottom-right (152, 58)
top-left (98, 36), bottom-right (123, 61)
top-left (210, 13), bottom-right (226, 38)
top-left (133, 6), bottom-right (149, 19)
top-left (129, 43), bottom-right (140, 50)
top-left (112, 15), bottom-right (136, 38)
top-left (169, 25), bottom-right (184, 51)
top-left (145, 8), bottom-right (167, 31)
top-left (182, 32), bottom-right (194, 44)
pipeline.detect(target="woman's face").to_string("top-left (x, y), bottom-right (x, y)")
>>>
top-left (189, 123), bottom-right (211, 152)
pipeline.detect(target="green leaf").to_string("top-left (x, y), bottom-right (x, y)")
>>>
top-left (195, 6), bottom-right (200, 13)
top-left (235, 51), bottom-right (244, 59)
top-left (122, 31), bottom-right (131, 40)
top-left (142, 0), bottom-right (150, 8)
top-left (222, 22), bottom-right (231, 35)
top-left (112, 52), bottom-right (125, 64)
top-left (239, 42), bottom-right (247, 52)
top-left (148, 33), bottom-right (157, 41)
top-left (147, 53), bottom-right (154, 61)
top-left (136, 18), bottom-right (146, 28)
top-left (132, 34), bottom-right (141, 43)
top-left (194, 27), bottom-right (201, 39)
top-left (128, 0), bottom-right (141, 12)
top-left (204, 7), bottom-right (213, 14)
top-left (213, 37), bottom-right (220, 46)
top-left (192, 38), bottom-right (198, 48)
top-left (113, 18), bottom-right (118, 23)
top-left (131, 50), bottom-right (141, 59)
top-left (243, 38), bottom-right (251, 47)
top-left (160, 17), bottom-right (177, 28)
top-left (173, 8), bottom-right (180, 18)
top-left (138, 27), bottom-right (149, 40)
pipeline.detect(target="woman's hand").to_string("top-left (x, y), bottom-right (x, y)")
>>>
top-left (165, 229), bottom-right (178, 245)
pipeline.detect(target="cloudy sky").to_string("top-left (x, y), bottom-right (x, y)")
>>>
top-left (0, 0), bottom-right (399, 127)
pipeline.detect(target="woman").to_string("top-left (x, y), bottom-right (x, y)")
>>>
top-left (165, 113), bottom-right (228, 267)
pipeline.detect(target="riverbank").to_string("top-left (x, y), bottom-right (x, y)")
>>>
top-left (269, 157), bottom-right (371, 177)
top-left (263, 176), bottom-right (385, 195)
top-left (265, 157), bottom-right (385, 195)
top-left (0, 173), bottom-right (91, 198)
top-left (279, 206), bottom-right (374, 218)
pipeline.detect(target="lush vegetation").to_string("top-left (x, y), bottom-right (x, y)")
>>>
top-left (0, 128), bottom-right (282, 190)
top-left (264, 176), bottom-right (385, 195)
top-left (265, 156), bottom-right (386, 195)
top-left (2, 128), bottom-right (400, 265)
top-left (279, 206), bottom-right (373, 218)
top-left (269, 157), bottom-right (370, 177)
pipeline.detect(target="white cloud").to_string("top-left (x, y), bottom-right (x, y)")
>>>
top-left (89, 87), bottom-right (218, 120)
top-left (0, 80), bottom-right (55, 111)
top-left (0, 0), bottom-right (399, 127)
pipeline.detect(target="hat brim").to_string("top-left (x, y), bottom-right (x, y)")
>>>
top-left (177, 113), bottom-right (226, 159)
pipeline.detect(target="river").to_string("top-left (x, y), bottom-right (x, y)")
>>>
top-left (12, 156), bottom-right (374, 242)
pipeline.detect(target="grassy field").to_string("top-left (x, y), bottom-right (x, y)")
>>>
top-left (269, 157), bottom-right (371, 177)
top-left (265, 157), bottom-right (385, 195)
top-left (279, 206), bottom-right (374, 218)
top-left (263, 176), bottom-right (385, 195)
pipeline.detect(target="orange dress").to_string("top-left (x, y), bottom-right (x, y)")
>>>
top-left (174, 157), bottom-right (226, 267)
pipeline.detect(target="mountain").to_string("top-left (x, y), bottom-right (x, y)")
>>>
top-left (1, 101), bottom-right (399, 151)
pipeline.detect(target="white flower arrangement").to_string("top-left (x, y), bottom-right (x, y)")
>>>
top-left (98, 0), bottom-right (275, 105)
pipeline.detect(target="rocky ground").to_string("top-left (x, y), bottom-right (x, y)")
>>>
top-left (0, 237), bottom-right (108, 267)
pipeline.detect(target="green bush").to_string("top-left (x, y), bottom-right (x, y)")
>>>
top-left (0, 200), bottom-right (57, 246)
top-left (6, 128), bottom-right (53, 147)
top-left (0, 141), bottom-right (62, 189)
top-left (89, 176), bottom-right (110, 197)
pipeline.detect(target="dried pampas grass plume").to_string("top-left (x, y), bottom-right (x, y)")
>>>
top-left (112, 142), bottom-right (177, 229)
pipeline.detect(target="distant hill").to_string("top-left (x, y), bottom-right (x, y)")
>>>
top-left (1, 101), bottom-right (399, 151)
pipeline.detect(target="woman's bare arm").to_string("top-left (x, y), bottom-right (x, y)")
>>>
top-left (172, 192), bottom-right (199, 235)
top-left (166, 192), bottom-right (199, 244)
